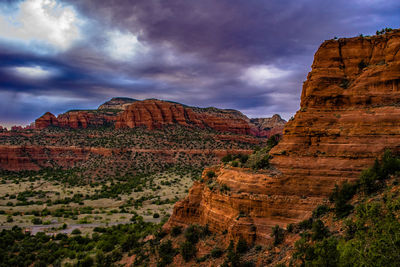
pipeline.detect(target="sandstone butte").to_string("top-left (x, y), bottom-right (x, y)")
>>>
top-left (165, 30), bottom-right (400, 246)
top-left (35, 98), bottom-right (285, 137)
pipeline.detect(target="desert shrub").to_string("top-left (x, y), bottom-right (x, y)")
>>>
top-left (221, 154), bottom-right (233, 163)
top-left (71, 229), bottom-right (81, 235)
top-left (31, 218), bottom-right (43, 225)
top-left (184, 225), bottom-right (200, 244)
top-left (252, 155), bottom-right (270, 170)
top-left (312, 204), bottom-right (330, 218)
top-left (171, 226), bottom-right (182, 237)
top-left (180, 241), bottom-right (196, 261)
top-left (359, 151), bottom-right (400, 194)
top-left (6, 215), bottom-right (13, 222)
top-left (206, 171), bottom-right (216, 178)
top-left (153, 213), bottom-right (160, 218)
top-left (239, 154), bottom-right (249, 164)
top-left (286, 223), bottom-right (295, 233)
top-left (330, 182), bottom-right (357, 218)
top-left (311, 220), bottom-right (329, 241)
top-left (298, 218), bottom-right (313, 231)
top-left (267, 134), bottom-right (281, 148)
top-left (272, 225), bottom-right (285, 246)
top-left (158, 240), bottom-right (176, 267)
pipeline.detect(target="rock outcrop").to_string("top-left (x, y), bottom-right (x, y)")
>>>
top-left (56, 110), bottom-right (118, 129)
top-left (115, 99), bottom-right (253, 135)
top-left (166, 30), bottom-right (400, 245)
top-left (35, 112), bottom-right (59, 129)
top-left (98, 97), bottom-right (137, 110)
top-left (34, 98), bottom-right (285, 136)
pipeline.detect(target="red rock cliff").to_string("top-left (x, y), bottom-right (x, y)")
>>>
top-left (166, 30), bottom-right (400, 245)
top-left (35, 112), bottom-right (59, 129)
top-left (34, 98), bottom-right (285, 136)
top-left (115, 99), bottom-right (253, 135)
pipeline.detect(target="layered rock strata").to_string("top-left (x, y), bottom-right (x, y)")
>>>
top-left (35, 98), bottom-right (285, 136)
top-left (166, 30), bottom-right (400, 245)
top-left (115, 99), bottom-right (253, 135)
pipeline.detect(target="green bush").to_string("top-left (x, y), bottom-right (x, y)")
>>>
top-left (31, 218), bottom-right (43, 225)
top-left (184, 225), bottom-right (200, 244)
top-left (267, 134), bottom-right (281, 148)
top-left (206, 171), bottom-right (216, 178)
top-left (311, 220), bottom-right (329, 241)
top-left (158, 240), bottom-right (176, 267)
top-left (180, 241), bottom-right (196, 261)
top-left (298, 218), bottom-right (313, 230)
top-left (312, 205), bottom-right (330, 218)
top-left (221, 155), bottom-right (233, 163)
top-left (71, 229), bottom-right (81, 235)
top-left (330, 182), bottom-right (357, 218)
top-left (252, 155), bottom-right (270, 170)
top-left (171, 226), bottom-right (182, 237)
top-left (272, 225), bottom-right (285, 246)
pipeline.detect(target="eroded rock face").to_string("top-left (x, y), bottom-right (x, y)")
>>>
top-left (166, 30), bottom-right (400, 245)
top-left (115, 99), bottom-right (254, 135)
top-left (56, 111), bottom-right (118, 129)
top-left (35, 112), bottom-right (59, 129)
top-left (34, 98), bottom-right (285, 136)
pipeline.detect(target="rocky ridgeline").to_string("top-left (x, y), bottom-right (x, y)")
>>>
top-left (35, 98), bottom-right (286, 137)
top-left (165, 30), bottom-right (400, 246)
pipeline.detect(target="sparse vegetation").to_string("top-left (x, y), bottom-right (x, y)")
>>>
top-left (293, 151), bottom-right (400, 267)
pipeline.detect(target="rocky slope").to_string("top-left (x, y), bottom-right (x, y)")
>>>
top-left (35, 98), bottom-right (285, 137)
top-left (165, 30), bottom-right (400, 247)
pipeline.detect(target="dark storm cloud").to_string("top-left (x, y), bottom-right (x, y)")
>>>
top-left (1, 0), bottom-right (399, 126)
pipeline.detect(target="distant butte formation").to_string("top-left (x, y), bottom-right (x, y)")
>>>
top-left (0, 98), bottom-right (284, 172)
top-left (34, 98), bottom-right (286, 137)
top-left (165, 29), bottom-right (400, 246)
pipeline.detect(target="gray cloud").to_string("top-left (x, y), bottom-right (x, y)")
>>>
top-left (0, 0), bottom-right (399, 126)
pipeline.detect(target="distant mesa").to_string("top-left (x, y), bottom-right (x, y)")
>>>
top-left (34, 98), bottom-right (286, 137)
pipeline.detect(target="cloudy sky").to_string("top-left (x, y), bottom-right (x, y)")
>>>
top-left (0, 0), bottom-right (398, 127)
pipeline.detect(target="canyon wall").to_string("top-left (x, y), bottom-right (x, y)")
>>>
top-left (166, 30), bottom-right (400, 245)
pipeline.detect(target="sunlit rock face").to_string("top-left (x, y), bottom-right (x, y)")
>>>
top-left (35, 98), bottom-right (285, 137)
top-left (166, 30), bottom-right (400, 245)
